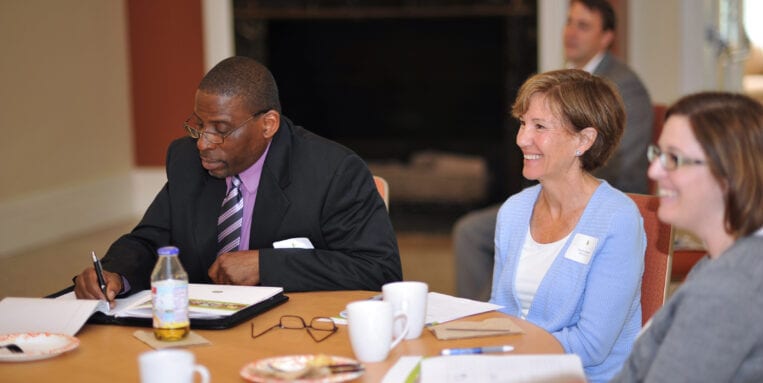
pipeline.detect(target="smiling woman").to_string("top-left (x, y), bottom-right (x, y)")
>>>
top-left (613, 92), bottom-right (763, 382)
top-left (490, 69), bottom-right (644, 383)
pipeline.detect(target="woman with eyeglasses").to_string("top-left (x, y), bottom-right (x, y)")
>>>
top-left (489, 69), bottom-right (646, 383)
top-left (612, 92), bottom-right (763, 382)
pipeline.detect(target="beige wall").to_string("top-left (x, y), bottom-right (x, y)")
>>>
top-left (1, 0), bottom-right (744, 256)
top-left (629, 0), bottom-right (683, 105)
top-left (629, 0), bottom-right (747, 105)
top-left (0, 1), bottom-right (134, 256)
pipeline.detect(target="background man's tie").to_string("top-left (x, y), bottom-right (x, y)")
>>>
top-left (217, 176), bottom-right (243, 256)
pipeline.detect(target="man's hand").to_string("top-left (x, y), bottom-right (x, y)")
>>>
top-left (208, 250), bottom-right (260, 285)
top-left (73, 267), bottom-right (124, 308)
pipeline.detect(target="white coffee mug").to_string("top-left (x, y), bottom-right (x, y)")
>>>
top-left (347, 300), bottom-right (408, 363)
top-left (383, 281), bottom-right (428, 339)
top-left (138, 349), bottom-right (210, 383)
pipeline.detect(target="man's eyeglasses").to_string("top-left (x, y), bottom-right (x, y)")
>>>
top-left (251, 315), bottom-right (338, 343)
top-left (184, 108), bottom-right (271, 145)
top-left (647, 144), bottom-right (705, 171)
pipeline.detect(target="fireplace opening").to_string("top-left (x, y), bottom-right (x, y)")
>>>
top-left (235, 3), bottom-right (537, 216)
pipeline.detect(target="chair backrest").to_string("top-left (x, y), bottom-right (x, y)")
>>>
top-left (649, 104), bottom-right (668, 194)
top-left (373, 175), bottom-right (389, 211)
top-left (627, 193), bottom-right (673, 325)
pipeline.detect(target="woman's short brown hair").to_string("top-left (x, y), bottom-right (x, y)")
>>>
top-left (665, 92), bottom-right (763, 239)
top-left (512, 69), bottom-right (625, 173)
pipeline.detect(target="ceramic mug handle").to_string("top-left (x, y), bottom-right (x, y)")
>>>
top-left (389, 311), bottom-right (409, 350)
top-left (193, 364), bottom-right (210, 383)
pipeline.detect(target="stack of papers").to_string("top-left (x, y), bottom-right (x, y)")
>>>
top-left (0, 297), bottom-right (100, 336)
top-left (335, 292), bottom-right (502, 326)
top-left (425, 292), bottom-right (503, 325)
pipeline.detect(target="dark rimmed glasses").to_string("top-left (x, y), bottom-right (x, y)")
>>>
top-left (183, 108), bottom-right (271, 145)
top-left (647, 144), bottom-right (705, 171)
top-left (251, 315), bottom-right (338, 343)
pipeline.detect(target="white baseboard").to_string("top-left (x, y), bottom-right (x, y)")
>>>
top-left (0, 168), bottom-right (166, 258)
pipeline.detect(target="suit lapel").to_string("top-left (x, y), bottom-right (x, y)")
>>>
top-left (250, 118), bottom-right (293, 248)
top-left (592, 52), bottom-right (613, 76)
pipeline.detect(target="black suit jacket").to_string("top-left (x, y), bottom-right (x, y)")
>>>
top-left (102, 117), bottom-right (402, 292)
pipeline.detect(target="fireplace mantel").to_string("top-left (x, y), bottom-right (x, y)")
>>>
top-left (233, 0), bottom-right (537, 203)
top-left (234, 1), bottom-right (533, 20)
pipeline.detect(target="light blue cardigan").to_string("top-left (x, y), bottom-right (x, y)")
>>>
top-left (490, 182), bottom-right (645, 383)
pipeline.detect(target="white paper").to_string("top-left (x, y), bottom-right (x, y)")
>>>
top-left (333, 292), bottom-right (501, 326)
top-left (382, 356), bottom-right (423, 383)
top-left (273, 237), bottom-right (314, 249)
top-left (425, 292), bottom-right (503, 325)
top-left (186, 284), bottom-right (283, 316)
top-left (56, 289), bottom-right (152, 317)
top-left (420, 354), bottom-right (585, 383)
top-left (0, 297), bottom-right (99, 336)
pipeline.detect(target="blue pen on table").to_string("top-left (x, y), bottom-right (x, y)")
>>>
top-left (91, 250), bottom-right (108, 298)
top-left (440, 345), bottom-right (514, 356)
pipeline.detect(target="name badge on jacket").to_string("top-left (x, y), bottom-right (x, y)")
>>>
top-left (564, 233), bottom-right (598, 264)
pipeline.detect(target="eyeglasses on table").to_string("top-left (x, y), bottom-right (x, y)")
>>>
top-left (251, 315), bottom-right (338, 343)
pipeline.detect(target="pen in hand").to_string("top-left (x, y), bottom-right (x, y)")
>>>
top-left (441, 345), bottom-right (514, 356)
top-left (91, 250), bottom-right (108, 299)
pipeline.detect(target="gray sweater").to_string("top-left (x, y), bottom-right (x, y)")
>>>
top-left (611, 233), bottom-right (763, 382)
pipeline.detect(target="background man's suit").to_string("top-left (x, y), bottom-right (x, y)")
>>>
top-left (593, 52), bottom-right (653, 194)
top-left (102, 117), bottom-right (402, 293)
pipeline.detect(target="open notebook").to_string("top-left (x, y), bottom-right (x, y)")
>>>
top-left (75, 283), bottom-right (287, 329)
top-left (0, 284), bottom-right (288, 335)
top-left (57, 284), bottom-right (285, 320)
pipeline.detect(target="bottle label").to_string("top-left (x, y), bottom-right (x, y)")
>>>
top-left (151, 279), bottom-right (189, 329)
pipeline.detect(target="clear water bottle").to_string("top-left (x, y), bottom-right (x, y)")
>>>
top-left (150, 246), bottom-right (190, 341)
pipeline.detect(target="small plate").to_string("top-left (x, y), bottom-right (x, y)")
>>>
top-left (0, 332), bottom-right (79, 362)
top-left (241, 354), bottom-right (364, 383)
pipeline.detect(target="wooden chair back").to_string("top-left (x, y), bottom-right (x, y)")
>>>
top-left (628, 193), bottom-right (673, 325)
top-left (373, 175), bottom-right (389, 211)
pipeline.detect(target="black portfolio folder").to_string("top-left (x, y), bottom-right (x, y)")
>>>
top-left (47, 285), bottom-right (289, 330)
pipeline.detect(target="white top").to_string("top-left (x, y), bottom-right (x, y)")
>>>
top-left (516, 231), bottom-right (570, 318)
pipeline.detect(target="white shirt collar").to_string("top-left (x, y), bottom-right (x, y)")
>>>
top-left (566, 52), bottom-right (606, 74)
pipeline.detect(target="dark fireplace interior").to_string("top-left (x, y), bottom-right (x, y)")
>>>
top-left (234, 1), bottom-right (537, 229)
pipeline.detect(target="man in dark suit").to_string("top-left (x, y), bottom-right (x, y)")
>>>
top-left (455, 0), bottom-right (653, 300)
top-left (75, 57), bottom-right (402, 301)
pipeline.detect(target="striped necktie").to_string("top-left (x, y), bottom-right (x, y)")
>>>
top-left (217, 175), bottom-right (244, 256)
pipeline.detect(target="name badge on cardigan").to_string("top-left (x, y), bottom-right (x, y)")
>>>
top-left (564, 233), bottom-right (598, 264)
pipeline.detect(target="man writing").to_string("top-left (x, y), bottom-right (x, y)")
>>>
top-left (455, 0), bottom-right (653, 300)
top-left (75, 56), bottom-right (402, 302)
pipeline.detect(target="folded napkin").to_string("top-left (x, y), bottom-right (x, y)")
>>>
top-left (429, 318), bottom-right (524, 340)
top-left (133, 330), bottom-right (211, 349)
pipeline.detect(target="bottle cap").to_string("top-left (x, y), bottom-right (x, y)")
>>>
top-left (157, 246), bottom-right (180, 256)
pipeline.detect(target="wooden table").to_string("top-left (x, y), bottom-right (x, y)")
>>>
top-left (0, 291), bottom-right (562, 382)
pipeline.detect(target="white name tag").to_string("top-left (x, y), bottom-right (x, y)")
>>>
top-left (563, 233), bottom-right (598, 264)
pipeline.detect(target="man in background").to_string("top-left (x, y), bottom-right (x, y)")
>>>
top-left (456, 0), bottom-right (653, 300)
